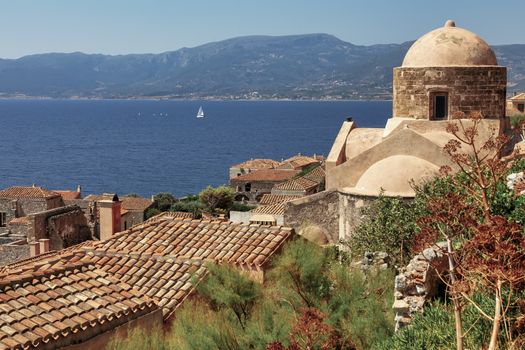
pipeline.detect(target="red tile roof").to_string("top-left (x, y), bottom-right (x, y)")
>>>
top-left (231, 159), bottom-right (280, 169)
top-left (0, 252), bottom-right (157, 349)
top-left (0, 217), bottom-right (294, 347)
top-left (54, 190), bottom-right (82, 200)
top-left (251, 203), bottom-right (287, 215)
top-left (273, 166), bottom-right (325, 192)
top-left (230, 169), bottom-right (298, 182)
top-left (0, 186), bottom-right (60, 199)
top-left (276, 155), bottom-right (320, 170)
top-left (145, 211), bottom-right (194, 224)
top-left (259, 194), bottom-right (303, 205)
top-left (7, 216), bottom-right (30, 226)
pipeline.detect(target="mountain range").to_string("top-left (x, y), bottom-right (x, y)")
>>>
top-left (0, 34), bottom-right (524, 100)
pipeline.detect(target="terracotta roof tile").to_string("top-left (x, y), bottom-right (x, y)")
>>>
top-left (0, 186), bottom-right (60, 199)
top-left (54, 190), bottom-right (82, 200)
top-left (7, 216), bottom-right (30, 226)
top-left (231, 159), bottom-right (280, 169)
top-left (230, 169), bottom-right (298, 182)
top-left (85, 195), bottom-right (153, 211)
top-left (276, 155), bottom-right (320, 170)
top-left (145, 211), bottom-right (194, 224)
top-left (0, 257), bottom-right (156, 349)
top-left (251, 203), bottom-right (287, 215)
top-left (259, 194), bottom-right (303, 205)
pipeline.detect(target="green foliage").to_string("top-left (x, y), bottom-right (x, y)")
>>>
top-left (152, 192), bottom-right (177, 212)
top-left (349, 194), bottom-right (419, 265)
top-left (199, 185), bottom-right (234, 213)
top-left (144, 207), bottom-right (161, 220)
top-left (169, 239), bottom-right (395, 350)
top-left (171, 200), bottom-right (205, 217)
top-left (230, 202), bottom-right (256, 212)
top-left (108, 327), bottom-right (168, 350)
top-left (196, 263), bottom-right (261, 329)
top-left (376, 293), bottom-right (499, 350)
top-left (510, 114), bottom-right (525, 129)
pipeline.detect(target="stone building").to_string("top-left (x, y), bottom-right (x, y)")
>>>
top-left (229, 158), bottom-right (280, 179)
top-left (507, 92), bottom-right (525, 115)
top-left (0, 186), bottom-right (91, 265)
top-left (230, 169), bottom-right (298, 202)
top-left (286, 20), bottom-right (515, 244)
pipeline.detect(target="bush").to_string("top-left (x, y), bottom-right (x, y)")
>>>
top-left (199, 185), bottom-right (234, 213)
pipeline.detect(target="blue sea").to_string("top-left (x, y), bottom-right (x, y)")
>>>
top-left (0, 99), bottom-right (391, 197)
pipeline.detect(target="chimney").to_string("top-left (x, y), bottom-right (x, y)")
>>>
top-left (76, 184), bottom-right (82, 193)
top-left (38, 239), bottom-right (50, 254)
top-left (29, 241), bottom-right (40, 257)
top-left (99, 195), bottom-right (122, 241)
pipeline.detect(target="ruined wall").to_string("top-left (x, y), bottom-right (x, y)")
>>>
top-left (0, 239), bottom-right (29, 266)
top-left (337, 189), bottom-right (382, 242)
top-left (393, 66), bottom-right (506, 119)
top-left (29, 205), bottom-right (90, 250)
top-left (284, 190), bottom-right (340, 243)
top-left (393, 243), bottom-right (448, 331)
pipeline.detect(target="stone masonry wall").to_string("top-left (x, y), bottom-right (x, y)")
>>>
top-left (393, 66), bottom-right (507, 119)
top-left (393, 243), bottom-right (448, 331)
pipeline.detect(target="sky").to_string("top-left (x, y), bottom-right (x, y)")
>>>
top-left (0, 0), bottom-right (523, 59)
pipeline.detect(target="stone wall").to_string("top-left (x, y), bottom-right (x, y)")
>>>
top-left (0, 239), bottom-right (30, 266)
top-left (393, 66), bottom-right (506, 119)
top-left (121, 211), bottom-right (144, 231)
top-left (0, 199), bottom-right (17, 233)
top-left (284, 190), bottom-right (340, 243)
top-left (29, 205), bottom-right (90, 250)
top-left (393, 243), bottom-right (448, 331)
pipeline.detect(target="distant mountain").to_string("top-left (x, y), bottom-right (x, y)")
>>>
top-left (0, 34), bottom-right (523, 100)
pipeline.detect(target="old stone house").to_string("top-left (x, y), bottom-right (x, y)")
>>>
top-left (229, 158), bottom-right (280, 179)
top-left (230, 169), bottom-right (298, 202)
top-left (0, 216), bottom-right (293, 349)
top-left (0, 186), bottom-right (91, 266)
top-left (507, 92), bottom-right (525, 115)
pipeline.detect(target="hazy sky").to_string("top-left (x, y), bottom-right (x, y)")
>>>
top-left (0, 0), bottom-right (523, 58)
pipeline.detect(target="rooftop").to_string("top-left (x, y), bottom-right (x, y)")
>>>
top-left (84, 194), bottom-right (153, 211)
top-left (0, 186), bottom-right (60, 200)
top-left (277, 155), bottom-right (320, 170)
top-left (510, 92), bottom-right (525, 101)
top-left (259, 194), bottom-right (303, 205)
top-left (0, 217), bottom-right (293, 348)
top-left (231, 158), bottom-right (280, 169)
top-left (54, 190), bottom-right (82, 200)
top-left (251, 202), bottom-right (287, 215)
top-left (230, 169), bottom-right (298, 182)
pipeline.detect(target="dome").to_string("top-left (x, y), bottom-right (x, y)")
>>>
top-left (355, 155), bottom-right (440, 196)
top-left (402, 20), bottom-right (497, 67)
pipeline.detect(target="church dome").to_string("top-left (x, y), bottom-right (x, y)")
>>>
top-left (402, 20), bottom-right (497, 67)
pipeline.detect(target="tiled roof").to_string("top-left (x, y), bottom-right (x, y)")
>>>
top-left (259, 194), bottom-right (303, 205)
top-left (273, 166), bottom-right (325, 191)
top-left (85, 195), bottom-right (153, 211)
top-left (0, 252), bottom-right (157, 349)
top-left (231, 159), bottom-right (280, 169)
top-left (93, 219), bottom-right (292, 267)
top-left (0, 186), bottom-right (60, 199)
top-left (54, 190), bottom-right (82, 200)
top-left (84, 253), bottom-right (205, 319)
top-left (230, 169), bottom-right (298, 182)
top-left (510, 92), bottom-right (525, 101)
top-left (0, 218), bottom-right (293, 348)
top-left (145, 211), bottom-right (194, 224)
top-left (277, 155), bottom-right (320, 170)
top-left (8, 216), bottom-right (30, 226)
top-left (251, 203), bottom-right (286, 215)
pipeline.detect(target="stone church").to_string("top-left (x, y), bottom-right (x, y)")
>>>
top-left (285, 20), bottom-right (516, 244)
top-left (326, 20), bottom-right (509, 196)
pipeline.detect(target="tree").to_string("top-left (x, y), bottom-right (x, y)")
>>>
top-left (199, 185), bottom-right (234, 214)
top-left (153, 192), bottom-right (177, 212)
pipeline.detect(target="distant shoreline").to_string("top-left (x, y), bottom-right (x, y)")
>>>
top-left (0, 96), bottom-right (393, 103)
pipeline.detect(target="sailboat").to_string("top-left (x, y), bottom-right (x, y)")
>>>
top-left (196, 106), bottom-right (205, 118)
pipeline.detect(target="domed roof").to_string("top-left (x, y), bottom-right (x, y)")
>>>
top-left (355, 155), bottom-right (439, 196)
top-left (402, 20), bottom-right (497, 67)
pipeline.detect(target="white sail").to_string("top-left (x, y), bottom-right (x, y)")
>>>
top-left (197, 106), bottom-right (205, 118)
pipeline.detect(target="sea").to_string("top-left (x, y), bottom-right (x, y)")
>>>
top-left (0, 99), bottom-right (391, 197)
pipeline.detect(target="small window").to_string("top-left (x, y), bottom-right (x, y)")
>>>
top-left (245, 183), bottom-right (251, 192)
top-left (124, 221), bottom-right (128, 230)
top-left (430, 93), bottom-right (448, 120)
top-left (0, 212), bottom-right (6, 227)
top-left (518, 103), bottom-right (525, 113)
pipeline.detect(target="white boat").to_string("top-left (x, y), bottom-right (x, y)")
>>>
top-left (196, 106), bottom-right (205, 118)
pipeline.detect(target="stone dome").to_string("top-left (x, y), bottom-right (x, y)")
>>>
top-left (402, 20), bottom-right (497, 67)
